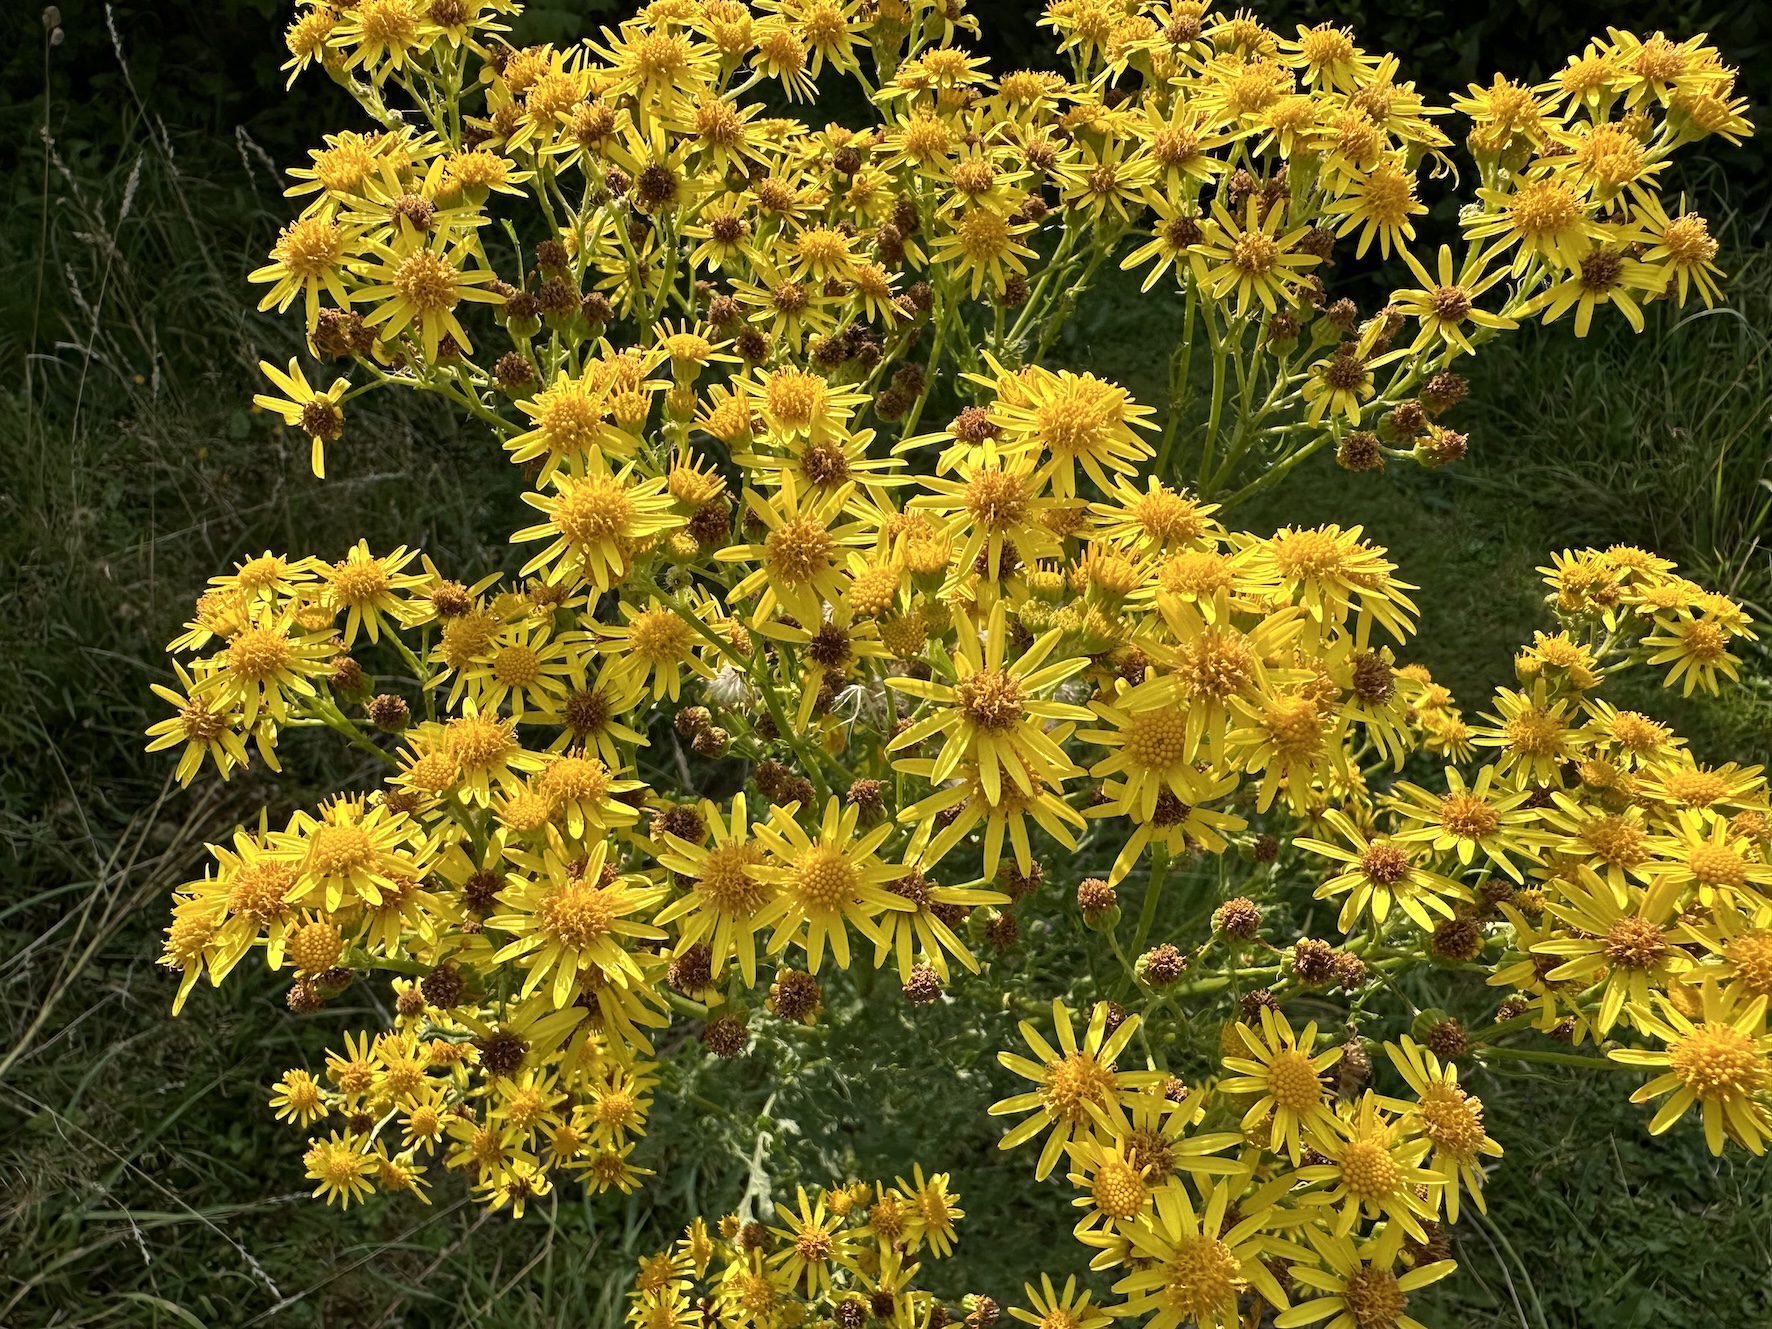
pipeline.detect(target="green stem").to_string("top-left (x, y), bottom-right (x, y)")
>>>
top-left (1130, 844), bottom-right (1170, 958)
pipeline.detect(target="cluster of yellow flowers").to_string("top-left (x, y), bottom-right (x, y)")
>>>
top-left (620, 1177), bottom-right (967, 1329)
top-left (145, 0), bottom-right (1770, 1320)
top-left (983, 545), bottom-right (1765, 1328)
top-left (248, 0), bottom-right (1743, 502)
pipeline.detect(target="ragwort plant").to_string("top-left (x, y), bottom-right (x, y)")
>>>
top-left (145, 1), bottom-right (1771, 1325)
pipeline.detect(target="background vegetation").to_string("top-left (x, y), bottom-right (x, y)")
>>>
top-left (3, 1), bottom-right (1771, 1324)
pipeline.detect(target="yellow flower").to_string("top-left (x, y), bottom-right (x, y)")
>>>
top-left (719, 472), bottom-right (872, 628)
top-left (886, 601), bottom-right (1093, 807)
top-left (1389, 764), bottom-right (1545, 882)
top-left (908, 452), bottom-right (1061, 581)
top-left (317, 539), bottom-right (424, 645)
top-left (514, 454), bottom-right (684, 590)
top-left (1226, 687), bottom-right (1345, 815)
top-left (1274, 1222), bottom-right (1456, 1329)
top-left (351, 221), bottom-right (502, 361)
top-left (1088, 476), bottom-right (1220, 556)
top-left (253, 357), bottom-right (350, 477)
top-left (488, 837), bottom-right (668, 1007)
top-left (270, 1068), bottom-right (328, 1126)
top-left (1387, 1036), bottom-right (1502, 1225)
top-left (1218, 1006), bottom-right (1342, 1163)
top-left (930, 206), bottom-right (1039, 298)
top-left (146, 661), bottom-right (255, 787)
top-left (187, 600), bottom-right (336, 731)
top-left (991, 999), bottom-right (1164, 1180)
top-left (898, 755), bottom-right (1087, 882)
top-left (1643, 810), bottom-right (1772, 907)
top-left (897, 1162), bottom-right (963, 1256)
top-left (461, 619), bottom-right (581, 721)
top-left (1295, 810), bottom-right (1470, 932)
top-left (303, 1130), bottom-right (375, 1208)
top-left (1245, 524), bottom-right (1417, 641)
top-left (654, 795), bottom-right (776, 986)
top-left (1522, 244), bottom-right (1659, 336)
top-left (985, 362), bottom-right (1158, 499)
top-left (748, 796), bottom-right (909, 973)
top-left (1295, 1092), bottom-right (1439, 1241)
top-left (1644, 608), bottom-right (1752, 695)
top-left (1325, 155), bottom-right (1426, 258)
top-left (1187, 195), bottom-right (1321, 315)
top-left (1463, 177), bottom-right (1608, 275)
top-left (332, 0), bottom-right (437, 81)
top-left (1390, 244), bottom-right (1516, 360)
top-left (1009, 1274), bottom-right (1112, 1329)
top-left (250, 217), bottom-right (357, 330)
top-left (507, 366), bottom-right (643, 485)
top-left (1611, 983), bottom-right (1772, 1155)
top-left (1536, 870), bottom-right (1689, 1035)
top-left (1678, 897), bottom-right (1772, 1001)
top-left (767, 1186), bottom-right (857, 1296)
top-left (1112, 1177), bottom-right (1298, 1329)
top-left (1636, 194), bottom-right (1725, 307)
top-left (1470, 679), bottom-right (1581, 785)
top-left (586, 1062), bottom-right (656, 1147)
top-left (869, 866), bottom-right (1007, 981)
top-left (593, 596), bottom-right (715, 704)
top-left (1636, 754), bottom-right (1766, 817)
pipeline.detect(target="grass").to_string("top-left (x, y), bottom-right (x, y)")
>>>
top-left (5, 23), bottom-right (1772, 1329)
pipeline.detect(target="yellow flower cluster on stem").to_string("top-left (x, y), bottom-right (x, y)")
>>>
top-left (142, 0), bottom-right (1772, 1322)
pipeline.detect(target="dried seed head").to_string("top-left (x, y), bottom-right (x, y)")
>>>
top-left (847, 778), bottom-right (885, 822)
top-left (478, 1029), bottom-right (528, 1078)
top-left (1424, 1017), bottom-right (1467, 1060)
top-left (703, 1013), bottom-right (749, 1058)
top-left (1240, 988), bottom-right (1280, 1021)
top-left (1387, 400), bottom-right (1426, 438)
top-left (330, 656), bottom-right (365, 692)
top-left (367, 693), bottom-right (410, 731)
top-left (1421, 370), bottom-right (1469, 414)
top-left (1214, 896), bottom-right (1262, 938)
top-left (667, 942), bottom-right (714, 994)
top-left (581, 291), bottom-right (614, 325)
top-left (1332, 950), bottom-right (1367, 990)
top-left (494, 351), bottom-right (535, 392)
top-left (903, 962), bottom-right (943, 1004)
top-left (1139, 943), bottom-right (1187, 986)
top-left (462, 868), bottom-right (503, 913)
top-left (985, 911), bottom-right (1020, 952)
top-left (536, 239), bottom-right (569, 272)
top-left (998, 860), bottom-right (1043, 902)
top-left (1077, 877), bottom-right (1117, 922)
top-left (768, 967), bottom-right (823, 1023)
top-left (1293, 937), bottom-right (1336, 985)
top-left (1336, 429), bottom-right (1384, 472)
top-left (692, 725), bottom-right (730, 757)
top-left (420, 965), bottom-right (467, 1009)
top-left (1337, 1037), bottom-right (1373, 1098)
top-left (735, 326), bottom-right (769, 362)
